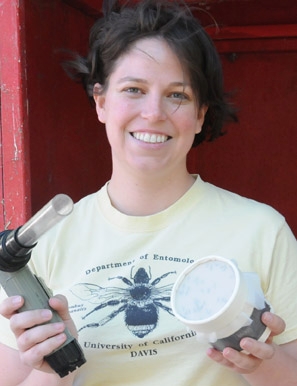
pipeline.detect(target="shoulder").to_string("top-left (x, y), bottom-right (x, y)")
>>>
top-left (197, 176), bottom-right (286, 229)
top-left (73, 188), bottom-right (102, 211)
top-left (35, 188), bottom-right (103, 248)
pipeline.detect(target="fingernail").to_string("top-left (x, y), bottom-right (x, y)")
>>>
top-left (57, 333), bottom-right (66, 343)
top-left (262, 312), bottom-right (272, 324)
top-left (54, 322), bottom-right (65, 332)
top-left (241, 338), bottom-right (252, 352)
top-left (12, 296), bottom-right (22, 305)
top-left (41, 309), bottom-right (52, 320)
top-left (223, 347), bottom-right (235, 359)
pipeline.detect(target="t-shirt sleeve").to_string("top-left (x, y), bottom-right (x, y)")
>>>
top-left (264, 221), bottom-right (297, 345)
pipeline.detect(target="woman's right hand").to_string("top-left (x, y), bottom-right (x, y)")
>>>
top-left (0, 294), bottom-right (76, 374)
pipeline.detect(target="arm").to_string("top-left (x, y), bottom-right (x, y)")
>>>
top-left (207, 312), bottom-right (297, 386)
top-left (0, 343), bottom-right (32, 385)
top-left (0, 295), bottom-right (77, 386)
top-left (0, 343), bottom-right (74, 386)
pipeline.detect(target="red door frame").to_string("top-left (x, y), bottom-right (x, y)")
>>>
top-left (0, 0), bottom-right (31, 229)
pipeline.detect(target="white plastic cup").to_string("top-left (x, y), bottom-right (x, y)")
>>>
top-left (171, 256), bottom-right (271, 351)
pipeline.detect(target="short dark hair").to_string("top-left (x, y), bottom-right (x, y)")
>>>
top-left (66, 0), bottom-right (237, 146)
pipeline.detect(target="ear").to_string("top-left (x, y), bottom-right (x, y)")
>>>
top-left (93, 83), bottom-right (106, 124)
top-left (195, 104), bottom-right (208, 134)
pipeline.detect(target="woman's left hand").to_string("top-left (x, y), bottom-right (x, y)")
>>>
top-left (207, 312), bottom-right (286, 374)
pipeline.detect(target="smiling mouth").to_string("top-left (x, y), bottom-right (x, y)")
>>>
top-left (132, 132), bottom-right (170, 143)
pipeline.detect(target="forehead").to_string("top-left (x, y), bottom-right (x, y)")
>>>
top-left (111, 37), bottom-right (186, 79)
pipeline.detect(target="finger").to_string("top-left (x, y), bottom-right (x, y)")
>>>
top-left (0, 296), bottom-right (24, 318)
top-left (49, 295), bottom-right (78, 338)
top-left (206, 348), bottom-right (235, 369)
top-left (19, 333), bottom-right (67, 371)
top-left (48, 295), bottom-right (71, 321)
top-left (207, 347), bottom-right (261, 374)
top-left (240, 337), bottom-right (276, 360)
top-left (261, 312), bottom-right (286, 336)
top-left (10, 309), bottom-right (53, 337)
top-left (222, 347), bottom-right (262, 373)
top-left (17, 321), bottom-right (66, 352)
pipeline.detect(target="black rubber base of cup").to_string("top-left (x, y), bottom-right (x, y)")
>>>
top-left (211, 302), bottom-right (271, 352)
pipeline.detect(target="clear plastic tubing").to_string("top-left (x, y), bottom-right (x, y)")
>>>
top-left (16, 194), bottom-right (73, 247)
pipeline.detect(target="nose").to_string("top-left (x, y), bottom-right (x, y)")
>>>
top-left (141, 93), bottom-right (167, 122)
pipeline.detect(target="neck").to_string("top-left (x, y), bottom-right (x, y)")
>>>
top-left (107, 168), bottom-right (195, 216)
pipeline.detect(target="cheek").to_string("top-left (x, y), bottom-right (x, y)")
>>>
top-left (179, 114), bottom-right (202, 136)
top-left (104, 108), bottom-right (130, 147)
top-left (107, 98), bottom-right (135, 125)
top-left (104, 121), bottom-right (120, 148)
top-left (187, 115), bottom-right (203, 136)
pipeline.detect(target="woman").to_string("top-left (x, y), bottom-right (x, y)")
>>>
top-left (0, 1), bottom-right (296, 385)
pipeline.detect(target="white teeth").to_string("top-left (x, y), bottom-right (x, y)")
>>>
top-left (133, 132), bottom-right (168, 143)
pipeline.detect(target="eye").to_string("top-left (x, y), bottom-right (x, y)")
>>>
top-left (124, 87), bottom-right (143, 95)
top-left (169, 92), bottom-right (190, 102)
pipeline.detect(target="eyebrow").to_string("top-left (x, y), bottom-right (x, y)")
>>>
top-left (118, 77), bottom-right (148, 84)
top-left (118, 77), bottom-right (190, 88)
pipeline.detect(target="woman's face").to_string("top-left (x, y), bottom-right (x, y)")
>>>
top-left (94, 37), bottom-right (207, 177)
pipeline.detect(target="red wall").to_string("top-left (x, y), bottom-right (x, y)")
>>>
top-left (188, 48), bottom-right (297, 233)
top-left (24, 0), bottom-right (111, 213)
top-left (188, 2), bottom-right (297, 234)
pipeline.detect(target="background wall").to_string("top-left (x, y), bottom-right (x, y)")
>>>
top-left (25, 0), bottom-right (111, 211)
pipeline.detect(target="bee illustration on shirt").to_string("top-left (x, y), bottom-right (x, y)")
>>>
top-left (70, 267), bottom-right (176, 338)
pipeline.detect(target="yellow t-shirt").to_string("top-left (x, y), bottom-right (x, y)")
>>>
top-left (1, 175), bottom-right (297, 385)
